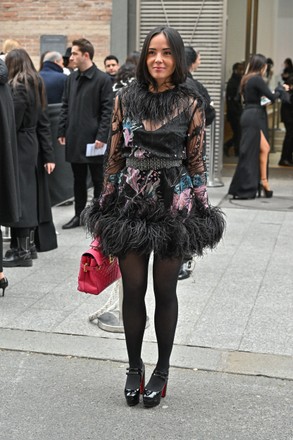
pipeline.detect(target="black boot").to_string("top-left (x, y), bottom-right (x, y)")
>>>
top-left (29, 230), bottom-right (38, 259)
top-left (3, 237), bottom-right (33, 267)
top-left (5, 229), bottom-right (18, 258)
top-left (4, 248), bottom-right (17, 259)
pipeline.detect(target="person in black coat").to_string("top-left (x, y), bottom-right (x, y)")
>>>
top-left (178, 46), bottom-right (216, 281)
top-left (58, 38), bottom-right (113, 229)
top-left (0, 59), bottom-right (20, 294)
top-left (279, 74), bottom-right (293, 166)
top-left (184, 46), bottom-right (215, 126)
top-left (281, 58), bottom-right (293, 84)
top-left (3, 49), bottom-right (56, 268)
top-left (224, 62), bottom-right (244, 156)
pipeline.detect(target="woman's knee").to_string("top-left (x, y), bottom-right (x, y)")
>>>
top-left (153, 280), bottom-right (178, 305)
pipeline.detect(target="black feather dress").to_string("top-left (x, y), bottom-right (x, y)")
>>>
top-left (83, 80), bottom-right (225, 258)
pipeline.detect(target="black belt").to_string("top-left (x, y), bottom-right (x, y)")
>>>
top-left (126, 157), bottom-right (182, 171)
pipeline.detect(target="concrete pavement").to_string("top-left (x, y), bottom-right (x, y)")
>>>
top-left (0, 158), bottom-right (293, 439)
top-left (1, 160), bottom-right (292, 376)
top-left (1, 350), bottom-right (292, 440)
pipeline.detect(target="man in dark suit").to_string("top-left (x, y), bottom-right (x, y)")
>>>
top-left (58, 39), bottom-right (113, 229)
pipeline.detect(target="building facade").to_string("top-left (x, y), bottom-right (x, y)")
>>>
top-left (0, 0), bottom-right (113, 68)
top-left (1, 0), bottom-right (292, 182)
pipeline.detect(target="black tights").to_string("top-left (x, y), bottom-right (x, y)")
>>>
top-left (119, 252), bottom-right (182, 373)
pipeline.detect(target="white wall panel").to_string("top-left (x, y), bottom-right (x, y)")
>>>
top-left (138, 0), bottom-right (227, 184)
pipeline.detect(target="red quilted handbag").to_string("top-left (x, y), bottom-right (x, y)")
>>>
top-left (78, 239), bottom-right (121, 295)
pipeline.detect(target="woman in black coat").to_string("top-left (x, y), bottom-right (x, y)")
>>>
top-left (229, 54), bottom-right (288, 199)
top-left (0, 59), bottom-right (20, 294)
top-left (279, 74), bottom-right (293, 166)
top-left (281, 58), bottom-right (293, 84)
top-left (3, 49), bottom-right (56, 268)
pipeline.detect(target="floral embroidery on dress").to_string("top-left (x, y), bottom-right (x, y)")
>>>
top-left (84, 82), bottom-right (225, 259)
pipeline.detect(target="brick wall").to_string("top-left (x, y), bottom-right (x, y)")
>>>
top-left (0, 0), bottom-right (112, 69)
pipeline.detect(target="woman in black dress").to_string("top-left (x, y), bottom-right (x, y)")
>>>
top-left (229, 54), bottom-right (288, 199)
top-left (84, 26), bottom-right (225, 408)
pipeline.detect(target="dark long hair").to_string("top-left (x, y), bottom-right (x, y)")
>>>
top-left (240, 53), bottom-right (267, 94)
top-left (5, 48), bottom-right (46, 108)
top-left (136, 26), bottom-right (187, 90)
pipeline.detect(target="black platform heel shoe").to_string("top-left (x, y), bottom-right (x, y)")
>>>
top-left (258, 179), bottom-right (273, 198)
top-left (143, 370), bottom-right (168, 408)
top-left (124, 362), bottom-right (145, 406)
top-left (0, 277), bottom-right (8, 297)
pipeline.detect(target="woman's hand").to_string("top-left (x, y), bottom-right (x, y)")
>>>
top-left (44, 163), bottom-right (55, 174)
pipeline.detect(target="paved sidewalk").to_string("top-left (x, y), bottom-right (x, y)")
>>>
top-left (1, 350), bottom-right (292, 440)
top-left (1, 163), bottom-right (293, 380)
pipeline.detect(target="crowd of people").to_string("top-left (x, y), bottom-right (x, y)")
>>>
top-left (1, 30), bottom-right (291, 408)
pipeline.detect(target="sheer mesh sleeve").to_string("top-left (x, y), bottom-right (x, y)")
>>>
top-left (101, 94), bottom-right (126, 200)
top-left (186, 100), bottom-right (208, 207)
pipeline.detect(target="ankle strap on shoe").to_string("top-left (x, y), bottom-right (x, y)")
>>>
top-left (153, 370), bottom-right (169, 380)
top-left (126, 367), bottom-right (143, 376)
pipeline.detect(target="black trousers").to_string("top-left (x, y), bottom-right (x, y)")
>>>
top-left (71, 162), bottom-right (104, 217)
top-left (280, 122), bottom-right (293, 162)
top-left (226, 115), bottom-right (241, 155)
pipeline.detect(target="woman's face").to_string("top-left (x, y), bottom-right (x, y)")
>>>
top-left (146, 33), bottom-right (176, 88)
